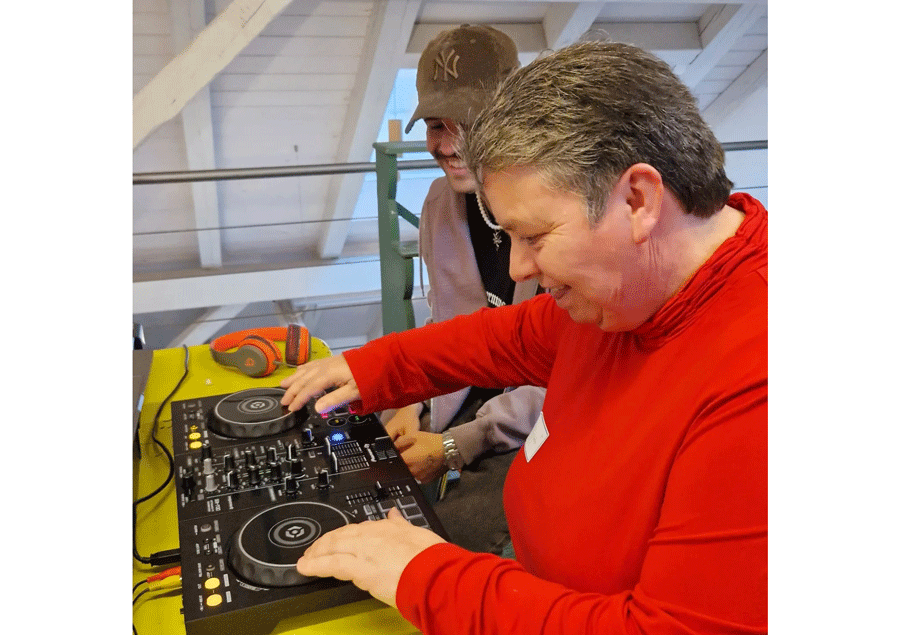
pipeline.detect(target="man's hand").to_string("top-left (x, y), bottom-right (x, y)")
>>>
top-left (279, 354), bottom-right (360, 414)
top-left (383, 404), bottom-right (422, 441)
top-left (394, 431), bottom-right (447, 483)
top-left (296, 507), bottom-right (446, 608)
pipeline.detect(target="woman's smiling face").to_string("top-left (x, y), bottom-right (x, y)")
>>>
top-left (483, 166), bottom-right (649, 331)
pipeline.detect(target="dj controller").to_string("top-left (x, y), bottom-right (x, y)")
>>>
top-left (170, 387), bottom-right (447, 635)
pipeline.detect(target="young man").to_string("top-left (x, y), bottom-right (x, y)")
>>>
top-left (381, 25), bottom-right (545, 555)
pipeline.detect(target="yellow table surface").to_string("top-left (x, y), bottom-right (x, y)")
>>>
top-left (132, 340), bottom-right (422, 635)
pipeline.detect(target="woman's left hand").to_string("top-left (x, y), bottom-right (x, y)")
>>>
top-left (296, 507), bottom-right (446, 607)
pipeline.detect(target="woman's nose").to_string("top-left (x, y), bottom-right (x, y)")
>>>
top-left (508, 239), bottom-right (538, 282)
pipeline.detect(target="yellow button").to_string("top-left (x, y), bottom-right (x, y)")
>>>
top-left (206, 593), bottom-right (222, 607)
top-left (189, 441), bottom-right (203, 450)
top-left (204, 578), bottom-right (220, 590)
top-left (188, 432), bottom-right (202, 440)
top-left (190, 425), bottom-right (199, 431)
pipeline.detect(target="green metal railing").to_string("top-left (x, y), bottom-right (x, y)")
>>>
top-left (373, 140), bottom-right (431, 335)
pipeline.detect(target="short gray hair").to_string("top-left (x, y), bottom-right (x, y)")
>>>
top-left (462, 41), bottom-right (733, 222)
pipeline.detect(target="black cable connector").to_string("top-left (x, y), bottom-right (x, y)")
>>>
top-left (149, 549), bottom-right (181, 567)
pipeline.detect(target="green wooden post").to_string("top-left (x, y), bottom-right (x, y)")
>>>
top-left (373, 141), bottom-right (428, 335)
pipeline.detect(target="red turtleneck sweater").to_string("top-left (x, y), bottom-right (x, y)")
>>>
top-left (344, 193), bottom-right (768, 635)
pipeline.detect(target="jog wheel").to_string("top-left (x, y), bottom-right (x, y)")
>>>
top-left (209, 388), bottom-right (308, 438)
top-left (229, 502), bottom-right (350, 587)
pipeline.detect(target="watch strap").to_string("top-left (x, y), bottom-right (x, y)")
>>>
top-left (441, 431), bottom-right (464, 471)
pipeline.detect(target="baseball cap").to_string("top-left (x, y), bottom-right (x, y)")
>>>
top-left (405, 24), bottom-right (519, 134)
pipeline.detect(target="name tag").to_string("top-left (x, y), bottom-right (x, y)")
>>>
top-left (524, 412), bottom-right (549, 462)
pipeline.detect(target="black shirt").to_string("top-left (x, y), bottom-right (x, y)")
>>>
top-left (464, 193), bottom-right (515, 308)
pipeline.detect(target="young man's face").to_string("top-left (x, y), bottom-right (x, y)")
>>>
top-left (425, 118), bottom-right (478, 193)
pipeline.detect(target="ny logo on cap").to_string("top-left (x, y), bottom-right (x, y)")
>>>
top-left (433, 48), bottom-right (460, 81)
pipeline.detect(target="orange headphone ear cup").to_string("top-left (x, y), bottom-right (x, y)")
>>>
top-left (225, 342), bottom-right (270, 377)
top-left (285, 324), bottom-right (311, 366)
top-left (239, 335), bottom-right (282, 377)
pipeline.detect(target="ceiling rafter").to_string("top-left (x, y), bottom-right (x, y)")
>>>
top-left (543, 2), bottom-right (605, 50)
top-left (702, 49), bottom-right (767, 131)
top-left (134, 260), bottom-right (384, 315)
top-left (679, 2), bottom-right (767, 88)
top-left (170, 0), bottom-right (224, 270)
top-left (133, 0), bottom-right (294, 149)
top-left (315, 0), bottom-right (423, 259)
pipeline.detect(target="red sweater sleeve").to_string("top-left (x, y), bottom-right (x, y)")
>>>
top-left (343, 295), bottom-right (562, 413)
top-left (395, 378), bottom-right (767, 635)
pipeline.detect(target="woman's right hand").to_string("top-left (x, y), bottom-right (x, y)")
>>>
top-left (279, 354), bottom-right (360, 414)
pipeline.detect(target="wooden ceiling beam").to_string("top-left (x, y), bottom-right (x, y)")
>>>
top-left (316, 0), bottom-right (422, 259)
top-left (589, 21), bottom-right (701, 70)
top-left (543, 2), bottom-right (605, 50)
top-left (133, 0), bottom-right (294, 149)
top-left (133, 261), bottom-right (384, 314)
top-left (702, 49), bottom-right (768, 132)
top-left (679, 2), bottom-right (767, 88)
top-left (170, 0), bottom-right (224, 269)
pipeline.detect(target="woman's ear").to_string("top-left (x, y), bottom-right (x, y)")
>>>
top-left (620, 163), bottom-right (664, 244)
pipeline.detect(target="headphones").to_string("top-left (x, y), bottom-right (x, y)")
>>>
top-left (209, 324), bottom-right (310, 378)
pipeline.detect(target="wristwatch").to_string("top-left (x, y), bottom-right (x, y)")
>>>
top-left (441, 431), bottom-right (464, 471)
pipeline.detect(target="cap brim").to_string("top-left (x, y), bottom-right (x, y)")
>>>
top-left (405, 104), bottom-right (425, 134)
top-left (404, 88), bottom-right (493, 135)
